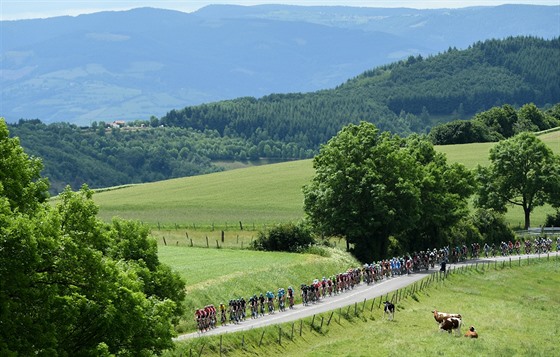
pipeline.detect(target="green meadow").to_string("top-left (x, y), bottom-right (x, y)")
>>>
top-left (92, 130), bottom-right (560, 230)
top-left (168, 257), bottom-right (560, 356)
top-left (93, 159), bottom-right (314, 228)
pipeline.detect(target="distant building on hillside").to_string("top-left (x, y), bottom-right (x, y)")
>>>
top-left (108, 120), bottom-right (126, 128)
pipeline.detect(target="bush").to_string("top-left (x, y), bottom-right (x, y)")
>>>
top-left (251, 222), bottom-right (315, 252)
top-left (545, 210), bottom-right (560, 227)
top-left (471, 208), bottom-right (515, 244)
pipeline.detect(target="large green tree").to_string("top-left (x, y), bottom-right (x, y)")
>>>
top-left (0, 118), bottom-right (186, 356)
top-left (399, 135), bottom-right (476, 251)
top-left (476, 132), bottom-right (560, 229)
top-left (303, 122), bottom-right (474, 261)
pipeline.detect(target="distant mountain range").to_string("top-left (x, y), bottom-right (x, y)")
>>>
top-left (1, 4), bottom-right (559, 125)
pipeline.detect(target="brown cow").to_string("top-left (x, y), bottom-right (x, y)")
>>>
top-left (432, 309), bottom-right (462, 324)
top-left (464, 326), bottom-right (478, 338)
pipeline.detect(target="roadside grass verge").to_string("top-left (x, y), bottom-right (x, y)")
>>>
top-left (158, 245), bottom-right (360, 333)
top-left (166, 256), bottom-right (560, 356)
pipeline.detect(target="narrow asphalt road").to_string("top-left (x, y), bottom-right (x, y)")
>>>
top-left (175, 251), bottom-right (559, 341)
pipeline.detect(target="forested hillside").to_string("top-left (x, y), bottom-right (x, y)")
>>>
top-left (161, 37), bottom-right (559, 146)
top-left (8, 37), bottom-right (560, 195)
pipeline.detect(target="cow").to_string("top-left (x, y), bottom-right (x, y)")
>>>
top-left (439, 317), bottom-right (462, 336)
top-left (383, 301), bottom-right (395, 320)
top-left (432, 309), bottom-right (462, 324)
top-left (464, 326), bottom-right (478, 338)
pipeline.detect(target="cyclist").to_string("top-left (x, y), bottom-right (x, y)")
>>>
top-left (287, 286), bottom-right (295, 309)
top-left (301, 284), bottom-right (308, 305)
top-left (240, 297), bottom-right (246, 320)
top-left (259, 293), bottom-right (266, 316)
top-left (219, 303), bottom-right (227, 326)
top-left (266, 291), bottom-right (275, 314)
top-left (249, 295), bottom-right (258, 319)
top-left (278, 288), bottom-right (286, 312)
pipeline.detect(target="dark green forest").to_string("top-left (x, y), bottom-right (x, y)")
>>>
top-left (8, 36), bottom-right (560, 195)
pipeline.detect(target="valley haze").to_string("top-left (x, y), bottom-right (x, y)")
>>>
top-left (1, 2), bottom-right (559, 125)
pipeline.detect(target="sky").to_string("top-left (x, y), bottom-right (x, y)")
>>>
top-left (1, 0), bottom-right (559, 21)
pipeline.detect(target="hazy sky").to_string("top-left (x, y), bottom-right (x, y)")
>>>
top-left (1, 1), bottom-right (559, 21)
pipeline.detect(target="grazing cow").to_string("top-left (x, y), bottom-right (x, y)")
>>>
top-left (432, 309), bottom-right (462, 324)
top-left (439, 317), bottom-right (462, 336)
top-left (383, 301), bottom-right (395, 320)
top-left (464, 326), bottom-right (478, 338)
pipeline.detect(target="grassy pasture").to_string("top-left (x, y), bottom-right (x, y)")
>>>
top-left (92, 130), bottom-right (560, 230)
top-left (168, 256), bottom-right (560, 356)
top-left (93, 159), bottom-right (314, 227)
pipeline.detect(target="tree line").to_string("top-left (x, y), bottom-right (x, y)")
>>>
top-left (303, 122), bottom-right (560, 262)
top-left (8, 120), bottom-right (314, 195)
top-left (429, 103), bottom-right (560, 144)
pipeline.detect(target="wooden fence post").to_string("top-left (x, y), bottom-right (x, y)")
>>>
top-left (327, 311), bottom-right (334, 326)
top-left (310, 315), bottom-right (315, 331)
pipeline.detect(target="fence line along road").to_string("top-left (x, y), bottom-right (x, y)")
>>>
top-left (175, 251), bottom-right (560, 341)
